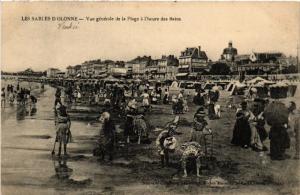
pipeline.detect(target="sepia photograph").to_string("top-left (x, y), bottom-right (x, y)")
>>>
top-left (1, 2), bottom-right (300, 194)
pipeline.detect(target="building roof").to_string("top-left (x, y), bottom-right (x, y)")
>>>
top-left (48, 68), bottom-right (60, 71)
top-left (222, 42), bottom-right (238, 55)
top-left (74, 65), bottom-right (82, 69)
top-left (179, 47), bottom-right (208, 60)
top-left (223, 47), bottom-right (238, 55)
top-left (235, 54), bottom-right (250, 61)
top-left (129, 56), bottom-right (152, 64)
top-left (238, 63), bottom-right (279, 67)
top-left (158, 55), bottom-right (178, 66)
top-left (176, 73), bottom-right (188, 77)
top-left (251, 52), bottom-right (285, 58)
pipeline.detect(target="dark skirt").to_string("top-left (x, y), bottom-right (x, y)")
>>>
top-left (124, 117), bottom-right (134, 137)
top-left (231, 118), bottom-right (251, 147)
top-left (269, 125), bottom-right (290, 159)
top-left (208, 103), bottom-right (215, 119)
top-left (163, 95), bottom-right (168, 104)
top-left (256, 124), bottom-right (268, 142)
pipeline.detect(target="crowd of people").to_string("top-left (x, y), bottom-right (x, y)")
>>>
top-left (52, 80), bottom-right (224, 177)
top-left (1, 82), bottom-right (38, 107)
top-left (5, 78), bottom-right (296, 178)
top-left (231, 99), bottom-right (300, 160)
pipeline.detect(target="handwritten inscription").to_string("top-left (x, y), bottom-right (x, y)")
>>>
top-left (57, 22), bottom-right (79, 30)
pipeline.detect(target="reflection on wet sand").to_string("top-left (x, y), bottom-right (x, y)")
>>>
top-left (30, 104), bottom-right (37, 116)
top-left (51, 157), bottom-right (92, 188)
top-left (16, 103), bottom-right (37, 120)
top-left (16, 104), bottom-right (27, 121)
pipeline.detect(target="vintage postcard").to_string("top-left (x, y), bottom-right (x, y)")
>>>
top-left (1, 2), bottom-right (300, 195)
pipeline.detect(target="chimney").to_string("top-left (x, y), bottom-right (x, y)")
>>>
top-left (198, 46), bottom-right (201, 57)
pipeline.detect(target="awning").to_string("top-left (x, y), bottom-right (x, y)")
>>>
top-left (176, 73), bottom-right (188, 77)
top-left (96, 70), bottom-right (107, 74)
top-left (179, 65), bottom-right (189, 69)
top-left (95, 73), bottom-right (107, 78)
top-left (188, 73), bottom-right (198, 77)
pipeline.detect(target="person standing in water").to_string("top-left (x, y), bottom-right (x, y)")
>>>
top-left (55, 105), bottom-right (72, 157)
top-left (1, 87), bottom-right (6, 107)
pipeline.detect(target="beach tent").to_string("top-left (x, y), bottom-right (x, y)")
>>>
top-left (290, 83), bottom-right (300, 98)
top-left (251, 82), bottom-right (269, 98)
top-left (279, 82), bottom-right (300, 106)
top-left (226, 81), bottom-right (235, 91)
top-left (230, 82), bottom-right (247, 96)
top-left (247, 76), bottom-right (268, 85)
top-left (103, 75), bottom-right (120, 82)
top-left (269, 82), bottom-right (289, 99)
top-left (170, 81), bottom-right (179, 88)
top-left (256, 80), bottom-right (275, 86)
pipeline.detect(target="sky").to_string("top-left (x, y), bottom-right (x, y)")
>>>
top-left (2, 2), bottom-right (300, 72)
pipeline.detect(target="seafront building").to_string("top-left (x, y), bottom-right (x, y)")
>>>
top-left (176, 46), bottom-right (209, 80)
top-left (47, 42), bottom-right (297, 80)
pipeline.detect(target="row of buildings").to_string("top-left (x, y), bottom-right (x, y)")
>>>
top-left (46, 42), bottom-right (298, 80)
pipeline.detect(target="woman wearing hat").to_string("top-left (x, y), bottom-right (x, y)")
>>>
top-left (231, 101), bottom-right (254, 148)
top-left (156, 125), bottom-right (177, 167)
top-left (124, 98), bottom-right (138, 143)
top-left (191, 107), bottom-right (212, 146)
top-left (141, 89), bottom-right (150, 112)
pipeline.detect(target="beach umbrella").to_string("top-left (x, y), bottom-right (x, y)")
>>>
top-left (264, 101), bottom-right (289, 125)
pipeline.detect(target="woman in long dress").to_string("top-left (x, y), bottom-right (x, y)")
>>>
top-left (269, 123), bottom-right (290, 160)
top-left (231, 101), bottom-right (254, 148)
top-left (250, 99), bottom-right (268, 151)
top-left (163, 89), bottom-right (169, 104)
top-left (141, 90), bottom-right (150, 112)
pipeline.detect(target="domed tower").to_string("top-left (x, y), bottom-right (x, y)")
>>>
top-left (221, 41), bottom-right (238, 62)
